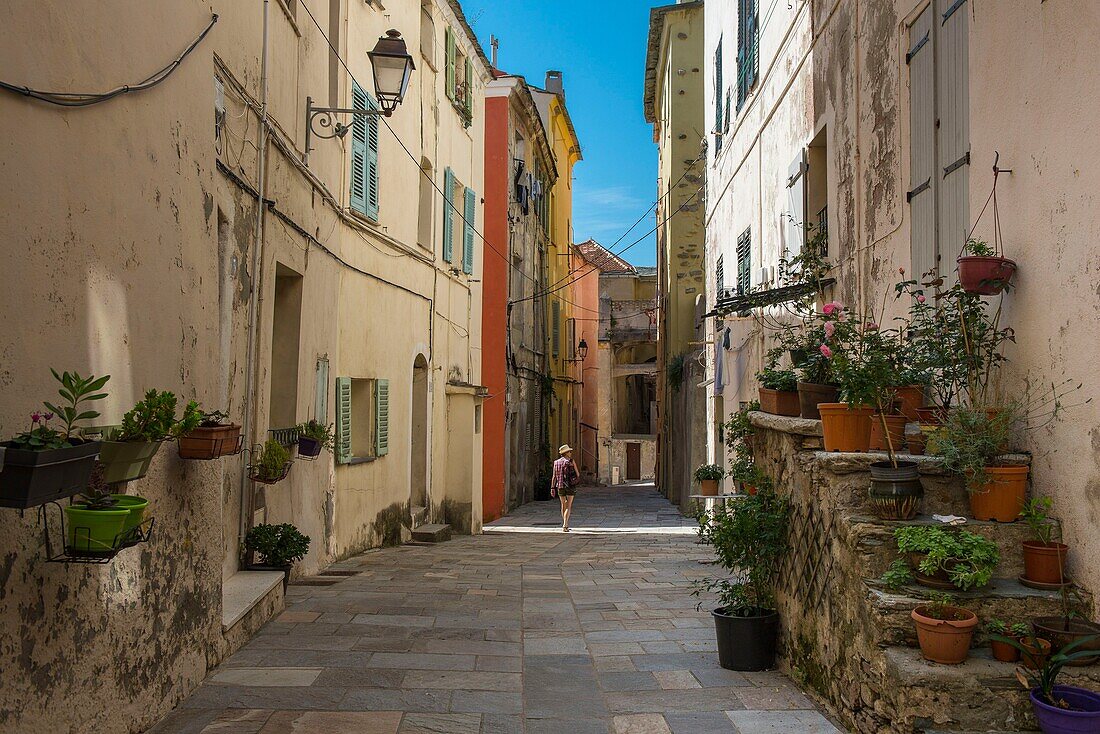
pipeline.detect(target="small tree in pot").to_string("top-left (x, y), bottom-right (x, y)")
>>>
top-left (244, 522), bottom-right (311, 589)
top-left (694, 486), bottom-right (789, 671)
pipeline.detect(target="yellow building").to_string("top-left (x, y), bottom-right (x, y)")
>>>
top-left (532, 73), bottom-right (583, 455)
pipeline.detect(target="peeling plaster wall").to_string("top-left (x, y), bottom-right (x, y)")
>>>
top-left (0, 3), bottom-right (224, 732)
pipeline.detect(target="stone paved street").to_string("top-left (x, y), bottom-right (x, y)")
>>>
top-left (149, 484), bottom-right (843, 733)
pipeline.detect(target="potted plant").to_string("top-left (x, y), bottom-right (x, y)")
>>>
top-left (756, 366), bottom-right (800, 417)
top-left (1033, 586), bottom-right (1100, 668)
top-left (910, 593), bottom-right (978, 665)
top-left (296, 419), bottom-right (335, 458)
top-left (988, 634), bottom-right (1100, 733)
top-left (178, 410), bottom-right (242, 459)
top-left (792, 327), bottom-right (839, 420)
top-left (87, 390), bottom-right (203, 484)
top-left (884, 526), bottom-right (999, 591)
top-left (247, 439), bottom-right (292, 484)
top-left (1019, 497), bottom-right (1069, 586)
top-left (957, 237), bottom-right (1016, 296)
top-left (64, 462), bottom-right (134, 556)
top-left (931, 405), bottom-right (1025, 522)
top-left (694, 463), bottom-right (724, 497)
top-left (244, 522), bottom-right (311, 589)
top-left (986, 620), bottom-right (1029, 663)
top-left (815, 302), bottom-right (879, 453)
top-left (694, 485), bottom-right (789, 671)
top-left (0, 370), bottom-right (109, 509)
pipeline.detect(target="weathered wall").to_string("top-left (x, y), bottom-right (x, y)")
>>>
top-left (0, 3), bottom-right (225, 732)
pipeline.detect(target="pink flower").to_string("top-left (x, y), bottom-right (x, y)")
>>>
top-left (823, 321), bottom-right (836, 339)
top-left (822, 303), bottom-right (838, 316)
top-left (916, 294), bottom-right (926, 304)
top-left (30, 412), bottom-right (41, 424)
top-left (866, 322), bottom-right (879, 331)
top-left (43, 412), bottom-right (53, 421)
top-left (819, 344), bottom-right (833, 359)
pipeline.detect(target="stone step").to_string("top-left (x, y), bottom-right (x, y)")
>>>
top-left (848, 514), bottom-right (1056, 581)
top-left (863, 577), bottom-right (1087, 648)
top-left (411, 523), bottom-right (452, 543)
top-left (883, 645), bottom-right (1100, 732)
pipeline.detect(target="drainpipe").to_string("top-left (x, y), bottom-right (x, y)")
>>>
top-left (239, 0), bottom-right (270, 559)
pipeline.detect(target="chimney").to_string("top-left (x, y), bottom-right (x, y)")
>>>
top-left (545, 70), bottom-right (564, 98)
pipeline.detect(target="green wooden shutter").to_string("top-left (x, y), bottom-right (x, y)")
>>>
top-left (443, 168), bottom-right (455, 262)
top-left (464, 56), bottom-right (473, 122)
top-left (374, 379), bottom-right (389, 456)
top-left (335, 377), bottom-right (352, 464)
top-left (350, 83), bottom-right (368, 214)
top-left (462, 187), bottom-right (476, 274)
top-left (365, 93), bottom-right (380, 220)
top-left (445, 27), bottom-right (456, 101)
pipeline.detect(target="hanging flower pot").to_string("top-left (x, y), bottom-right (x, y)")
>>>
top-left (796, 382), bottom-right (838, 420)
top-left (968, 465), bottom-right (1028, 522)
top-left (96, 439), bottom-right (162, 484)
top-left (178, 412), bottom-right (242, 460)
top-left (297, 436), bottom-right (323, 458)
top-left (957, 256), bottom-right (1017, 296)
top-left (818, 403), bottom-right (873, 452)
top-left (869, 414), bottom-right (908, 452)
top-left (868, 461), bottom-right (923, 520)
top-left (0, 440), bottom-right (101, 509)
top-left (911, 604), bottom-right (978, 664)
top-left (64, 503), bottom-right (131, 557)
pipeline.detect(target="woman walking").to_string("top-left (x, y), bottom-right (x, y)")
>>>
top-left (552, 444), bottom-right (580, 532)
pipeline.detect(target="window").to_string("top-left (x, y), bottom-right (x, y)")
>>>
top-left (736, 228), bottom-right (751, 295)
top-left (350, 82), bottom-right (380, 220)
top-left (786, 150), bottom-right (807, 259)
top-left (551, 300), bottom-right (560, 357)
top-left (418, 159), bottom-right (434, 249)
top-left (713, 36), bottom-right (723, 154)
top-left (335, 377), bottom-right (390, 464)
top-left (442, 168), bottom-right (476, 271)
top-left (420, 1), bottom-right (435, 67)
top-left (716, 254), bottom-right (725, 296)
top-left (806, 126), bottom-right (830, 257)
top-left (315, 357), bottom-right (330, 424)
top-left (445, 26), bottom-right (473, 126)
top-left (269, 264), bottom-right (303, 429)
top-left (908, 0), bottom-right (969, 280)
top-left (736, 0), bottom-right (759, 112)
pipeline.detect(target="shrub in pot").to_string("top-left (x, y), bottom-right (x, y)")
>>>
top-left (910, 593), bottom-right (978, 665)
top-left (247, 440), bottom-right (293, 484)
top-left (956, 238), bottom-right (1016, 296)
top-left (989, 633), bottom-right (1100, 733)
top-left (694, 485), bottom-right (789, 671)
top-left (756, 366), bottom-right (800, 417)
top-left (0, 370), bottom-right (109, 509)
top-left (694, 463), bottom-right (724, 497)
top-left (931, 406), bottom-right (1025, 522)
top-left (178, 410), bottom-right (242, 460)
top-left (89, 391), bottom-right (203, 484)
top-left (1019, 497), bottom-right (1068, 586)
top-left (296, 419), bottom-right (335, 458)
top-left (883, 526), bottom-right (999, 592)
top-left (244, 522), bottom-right (311, 588)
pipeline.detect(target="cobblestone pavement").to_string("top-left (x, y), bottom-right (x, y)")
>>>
top-left (150, 483), bottom-right (843, 733)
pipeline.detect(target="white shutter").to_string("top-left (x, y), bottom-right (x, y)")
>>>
top-left (936, 0), bottom-right (969, 271)
top-left (786, 151), bottom-right (807, 259)
top-left (907, 6), bottom-right (936, 280)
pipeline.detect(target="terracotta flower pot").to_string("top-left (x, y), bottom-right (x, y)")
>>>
top-left (758, 388), bottom-right (801, 417)
top-left (911, 605), bottom-right (978, 664)
top-left (699, 479), bottom-right (718, 497)
top-left (990, 638), bottom-right (1020, 663)
top-left (893, 386), bottom-right (925, 423)
top-left (796, 382), bottom-right (839, 420)
top-left (1022, 540), bottom-right (1068, 585)
top-left (818, 403), bottom-right (874, 453)
top-left (907, 552), bottom-right (958, 590)
top-left (907, 434), bottom-right (926, 456)
top-left (957, 255), bottom-right (1017, 296)
top-left (968, 465), bottom-right (1029, 522)
top-left (869, 414), bottom-right (908, 452)
top-left (915, 407), bottom-right (948, 425)
top-left (1020, 637), bottom-right (1052, 670)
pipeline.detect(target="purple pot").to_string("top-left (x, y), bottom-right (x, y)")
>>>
top-left (1031, 686), bottom-right (1100, 734)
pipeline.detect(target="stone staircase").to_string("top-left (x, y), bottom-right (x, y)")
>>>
top-left (748, 411), bottom-right (1099, 734)
top-left (411, 523), bottom-right (452, 543)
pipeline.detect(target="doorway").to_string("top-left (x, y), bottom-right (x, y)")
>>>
top-left (411, 355), bottom-right (429, 514)
top-left (626, 443), bottom-right (641, 481)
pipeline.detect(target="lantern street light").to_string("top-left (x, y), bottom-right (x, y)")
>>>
top-left (569, 339), bottom-right (589, 363)
top-left (304, 30), bottom-right (415, 164)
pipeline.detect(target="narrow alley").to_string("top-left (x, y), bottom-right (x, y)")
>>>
top-left (149, 485), bottom-right (840, 734)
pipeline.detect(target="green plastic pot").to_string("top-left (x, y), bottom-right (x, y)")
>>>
top-left (63, 504), bottom-right (130, 556)
top-left (110, 494), bottom-right (149, 536)
top-left (97, 440), bottom-right (162, 484)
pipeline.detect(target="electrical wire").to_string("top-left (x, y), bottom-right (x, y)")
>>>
top-left (0, 14), bottom-right (218, 107)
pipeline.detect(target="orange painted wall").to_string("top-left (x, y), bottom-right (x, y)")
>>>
top-left (481, 95), bottom-right (510, 522)
top-left (574, 253), bottom-right (601, 481)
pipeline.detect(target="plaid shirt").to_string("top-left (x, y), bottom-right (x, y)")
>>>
top-left (551, 457), bottom-right (574, 489)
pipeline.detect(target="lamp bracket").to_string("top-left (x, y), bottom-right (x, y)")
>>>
top-left (304, 96), bottom-right (389, 166)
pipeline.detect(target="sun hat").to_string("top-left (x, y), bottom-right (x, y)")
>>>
top-left (558, 444), bottom-right (573, 455)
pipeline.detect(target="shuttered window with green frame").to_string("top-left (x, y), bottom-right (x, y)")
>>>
top-left (445, 27), bottom-right (456, 102)
top-left (443, 167), bottom-right (455, 262)
top-left (374, 379), bottom-right (389, 456)
top-left (335, 377), bottom-right (352, 464)
top-left (334, 376), bottom-right (389, 463)
top-left (350, 82), bottom-right (380, 220)
top-left (462, 187), bottom-right (476, 274)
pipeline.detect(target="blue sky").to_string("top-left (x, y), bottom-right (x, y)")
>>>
top-left (463, 0), bottom-right (659, 267)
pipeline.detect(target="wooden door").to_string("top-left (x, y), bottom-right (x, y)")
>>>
top-left (626, 443), bottom-right (641, 481)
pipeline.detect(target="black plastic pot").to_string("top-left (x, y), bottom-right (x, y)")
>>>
top-left (0, 440), bottom-right (101, 509)
top-left (297, 436), bottom-right (323, 457)
top-left (712, 607), bottom-right (779, 671)
top-left (796, 382), bottom-right (839, 420)
top-left (868, 460), bottom-right (924, 520)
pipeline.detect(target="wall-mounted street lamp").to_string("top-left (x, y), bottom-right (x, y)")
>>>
top-left (305, 29), bottom-right (415, 164)
top-left (568, 339), bottom-right (589, 363)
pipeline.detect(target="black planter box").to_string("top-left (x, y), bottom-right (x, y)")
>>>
top-left (297, 436), bottom-right (323, 457)
top-left (0, 440), bottom-right (101, 509)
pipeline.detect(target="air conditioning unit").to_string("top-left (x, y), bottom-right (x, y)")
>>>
top-left (758, 265), bottom-right (774, 285)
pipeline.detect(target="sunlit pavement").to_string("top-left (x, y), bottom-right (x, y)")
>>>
top-left (149, 483), bottom-right (844, 733)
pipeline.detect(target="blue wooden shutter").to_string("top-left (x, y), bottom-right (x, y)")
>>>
top-left (464, 56), bottom-right (473, 124)
top-left (365, 93), bottom-right (380, 220)
top-left (443, 168), bottom-right (455, 262)
top-left (374, 379), bottom-right (389, 456)
top-left (445, 27), bottom-right (456, 101)
top-left (350, 83), bottom-right (368, 214)
top-left (335, 377), bottom-right (352, 464)
top-left (463, 187), bottom-right (476, 274)
top-left (713, 37), bottom-right (723, 152)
